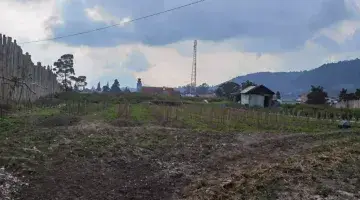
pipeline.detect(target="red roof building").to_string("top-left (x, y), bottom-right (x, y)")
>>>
top-left (141, 86), bottom-right (180, 96)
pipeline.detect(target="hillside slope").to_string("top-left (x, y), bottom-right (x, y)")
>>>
top-left (229, 58), bottom-right (360, 97)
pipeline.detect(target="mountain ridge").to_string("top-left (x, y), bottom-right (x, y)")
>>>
top-left (226, 58), bottom-right (360, 98)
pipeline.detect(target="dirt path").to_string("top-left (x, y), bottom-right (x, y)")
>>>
top-left (2, 120), bottom-right (360, 200)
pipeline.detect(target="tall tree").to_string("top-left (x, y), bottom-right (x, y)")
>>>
top-left (339, 88), bottom-right (348, 101)
top-left (73, 84), bottom-right (79, 91)
top-left (96, 82), bottom-right (101, 92)
top-left (306, 85), bottom-right (328, 105)
top-left (197, 83), bottom-right (210, 94)
top-left (53, 54), bottom-right (75, 91)
top-left (76, 76), bottom-right (87, 90)
top-left (276, 91), bottom-right (281, 100)
top-left (110, 79), bottom-right (121, 93)
top-left (70, 75), bottom-right (87, 91)
top-left (215, 82), bottom-right (240, 98)
top-left (355, 89), bottom-right (360, 99)
top-left (124, 87), bottom-right (131, 93)
top-left (241, 80), bottom-right (256, 89)
top-left (102, 82), bottom-right (110, 92)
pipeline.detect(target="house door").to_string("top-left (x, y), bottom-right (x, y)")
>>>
top-left (264, 96), bottom-right (270, 107)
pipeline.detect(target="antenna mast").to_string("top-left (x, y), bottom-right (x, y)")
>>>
top-left (190, 40), bottom-right (197, 95)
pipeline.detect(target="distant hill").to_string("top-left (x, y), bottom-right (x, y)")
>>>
top-left (228, 58), bottom-right (360, 98)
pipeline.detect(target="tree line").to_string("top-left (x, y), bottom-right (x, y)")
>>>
top-left (52, 53), bottom-right (132, 94)
top-left (52, 54), bottom-right (87, 92)
top-left (94, 81), bottom-right (131, 93)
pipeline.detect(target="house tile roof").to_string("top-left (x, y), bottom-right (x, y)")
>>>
top-left (141, 86), bottom-right (179, 96)
top-left (240, 85), bottom-right (257, 94)
top-left (239, 85), bottom-right (275, 95)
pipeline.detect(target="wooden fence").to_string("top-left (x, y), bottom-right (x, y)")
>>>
top-left (0, 33), bottom-right (61, 103)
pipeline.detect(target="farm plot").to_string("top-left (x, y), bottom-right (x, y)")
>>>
top-left (1, 100), bottom-right (360, 199)
top-left (111, 103), bottom-right (355, 133)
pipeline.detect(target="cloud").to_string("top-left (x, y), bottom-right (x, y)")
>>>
top-left (0, 0), bottom-right (61, 42)
top-left (85, 5), bottom-right (131, 26)
top-left (3, 0), bottom-right (360, 91)
top-left (50, 0), bottom-right (356, 52)
top-left (122, 50), bottom-right (151, 72)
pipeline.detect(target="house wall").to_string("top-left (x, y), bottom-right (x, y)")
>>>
top-left (250, 94), bottom-right (265, 107)
top-left (241, 94), bottom-right (250, 105)
top-left (241, 94), bottom-right (272, 107)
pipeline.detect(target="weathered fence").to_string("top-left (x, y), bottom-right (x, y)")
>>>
top-left (0, 33), bottom-right (61, 103)
top-left (334, 100), bottom-right (360, 109)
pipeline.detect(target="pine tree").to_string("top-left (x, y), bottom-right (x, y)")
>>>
top-left (96, 82), bottom-right (101, 92)
top-left (110, 79), bottom-right (121, 93)
top-left (53, 54), bottom-right (75, 91)
top-left (102, 82), bottom-right (110, 92)
top-left (276, 91), bottom-right (281, 99)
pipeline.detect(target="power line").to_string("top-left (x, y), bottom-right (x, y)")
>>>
top-left (20, 0), bottom-right (208, 44)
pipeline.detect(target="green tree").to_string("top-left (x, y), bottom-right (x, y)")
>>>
top-left (215, 82), bottom-right (240, 98)
top-left (70, 76), bottom-right (87, 91)
top-left (197, 83), bottom-right (209, 94)
top-left (53, 54), bottom-right (75, 91)
top-left (355, 89), bottom-right (360, 99)
top-left (339, 88), bottom-right (347, 101)
top-left (241, 80), bottom-right (256, 89)
top-left (276, 91), bottom-right (281, 99)
top-left (102, 82), bottom-right (110, 92)
top-left (124, 87), bottom-right (131, 93)
top-left (96, 82), bottom-right (101, 92)
top-left (306, 85), bottom-right (328, 105)
top-left (110, 79), bottom-right (121, 93)
top-left (185, 84), bottom-right (191, 94)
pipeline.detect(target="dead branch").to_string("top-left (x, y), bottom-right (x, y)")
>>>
top-left (1, 76), bottom-right (36, 94)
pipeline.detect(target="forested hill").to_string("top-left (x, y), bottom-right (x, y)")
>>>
top-left (229, 58), bottom-right (360, 97)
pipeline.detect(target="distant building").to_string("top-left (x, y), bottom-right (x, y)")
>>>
top-left (233, 85), bottom-right (275, 107)
top-left (141, 86), bottom-right (180, 97)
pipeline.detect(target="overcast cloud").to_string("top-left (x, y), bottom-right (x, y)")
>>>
top-left (1, 0), bottom-right (360, 87)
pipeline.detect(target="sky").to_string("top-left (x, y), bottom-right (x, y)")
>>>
top-left (1, 0), bottom-right (360, 88)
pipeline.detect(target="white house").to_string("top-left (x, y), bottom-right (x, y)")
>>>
top-left (234, 85), bottom-right (275, 108)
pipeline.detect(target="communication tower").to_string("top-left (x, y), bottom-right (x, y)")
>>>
top-left (190, 40), bottom-right (197, 95)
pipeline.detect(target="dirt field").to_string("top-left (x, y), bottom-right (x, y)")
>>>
top-left (0, 113), bottom-right (359, 200)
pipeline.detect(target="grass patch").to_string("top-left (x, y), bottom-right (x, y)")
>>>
top-left (130, 104), bottom-right (153, 123)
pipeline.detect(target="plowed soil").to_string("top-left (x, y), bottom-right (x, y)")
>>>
top-left (1, 120), bottom-right (360, 200)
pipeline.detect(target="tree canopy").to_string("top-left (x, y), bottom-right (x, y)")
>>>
top-left (96, 82), bottom-right (101, 92)
top-left (197, 83), bottom-right (210, 95)
top-left (70, 75), bottom-right (87, 91)
top-left (110, 79), bottom-right (121, 93)
top-left (306, 85), bottom-right (328, 105)
top-left (276, 91), bottom-right (281, 100)
top-left (215, 82), bottom-right (240, 98)
top-left (102, 82), bottom-right (110, 92)
top-left (241, 80), bottom-right (256, 89)
top-left (53, 54), bottom-right (75, 91)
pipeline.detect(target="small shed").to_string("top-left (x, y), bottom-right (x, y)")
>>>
top-left (234, 85), bottom-right (275, 107)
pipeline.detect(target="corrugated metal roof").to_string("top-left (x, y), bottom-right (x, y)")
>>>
top-left (240, 85), bottom-right (257, 94)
